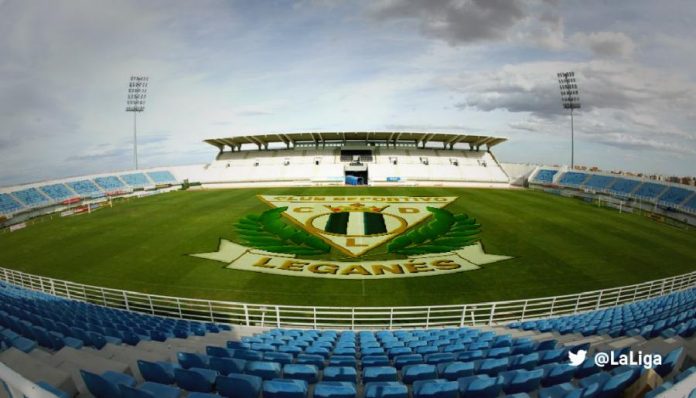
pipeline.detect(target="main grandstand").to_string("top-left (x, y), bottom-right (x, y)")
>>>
top-left (1, 132), bottom-right (695, 397)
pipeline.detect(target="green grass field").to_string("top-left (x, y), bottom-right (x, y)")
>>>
top-left (1, 187), bottom-right (695, 307)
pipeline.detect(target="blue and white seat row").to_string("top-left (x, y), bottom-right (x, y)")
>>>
top-left (531, 169), bottom-right (696, 209)
top-left (0, 171), bottom-right (178, 214)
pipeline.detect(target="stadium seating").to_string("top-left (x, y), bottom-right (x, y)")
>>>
top-left (509, 288), bottom-right (696, 339)
top-left (686, 195), bottom-right (696, 212)
top-left (66, 179), bottom-right (102, 196)
top-left (120, 173), bottom-right (152, 187)
top-left (659, 186), bottom-right (693, 206)
top-left (11, 187), bottom-right (49, 206)
top-left (0, 193), bottom-right (24, 214)
top-left (582, 175), bottom-right (615, 191)
top-left (40, 183), bottom-right (77, 201)
top-left (0, 280), bottom-right (230, 357)
top-left (94, 176), bottom-right (126, 191)
top-left (633, 182), bottom-right (667, 199)
top-left (147, 171), bottom-right (177, 184)
top-left (609, 178), bottom-right (641, 195)
top-left (1, 275), bottom-right (694, 398)
top-left (557, 172), bottom-right (588, 187)
top-left (531, 169), bottom-right (557, 184)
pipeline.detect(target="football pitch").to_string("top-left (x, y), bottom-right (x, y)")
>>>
top-left (0, 187), bottom-right (695, 307)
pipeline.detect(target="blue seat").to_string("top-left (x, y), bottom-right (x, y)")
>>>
top-left (31, 326), bottom-right (62, 350)
top-left (209, 357), bottom-right (246, 375)
top-left (539, 349), bottom-right (565, 365)
top-left (575, 355), bottom-right (602, 378)
top-left (362, 347), bottom-right (386, 356)
top-left (207, 345), bottom-right (234, 358)
top-left (150, 330), bottom-right (168, 342)
top-left (313, 381), bottom-right (357, 398)
top-left (394, 354), bottom-right (423, 369)
top-left (283, 364), bottom-right (319, 383)
top-left (538, 382), bottom-right (577, 398)
top-left (173, 367), bottom-right (218, 392)
top-left (245, 360), bottom-right (282, 380)
top-left (486, 347), bottom-right (512, 359)
top-left (364, 381), bottom-right (408, 398)
top-left (579, 371), bottom-right (611, 389)
top-left (279, 345), bottom-right (303, 356)
top-left (119, 382), bottom-right (180, 398)
top-left (323, 366), bottom-right (358, 383)
top-left (656, 347), bottom-right (684, 377)
top-left (402, 364), bottom-right (438, 384)
top-left (121, 331), bottom-right (140, 346)
top-left (137, 360), bottom-right (177, 384)
top-left (265, 351), bottom-right (294, 365)
top-left (509, 353), bottom-right (539, 371)
top-left (296, 354), bottom-right (325, 369)
top-left (80, 369), bottom-right (136, 398)
top-left (541, 363), bottom-right (576, 387)
top-left (597, 369), bottom-right (635, 397)
top-left (500, 369), bottom-right (544, 394)
top-left (215, 373), bottom-right (262, 398)
top-left (227, 341), bottom-right (250, 349)
top-left (536, 339), bottom-right (558, 350)
top-left (1, 327), bottom-right (36, 353)
top-left (387, 347), bottom-right (412, 358)
top-left (457, 374), bottom-right (503, 398)
top-left (334, 347), bottom-right (356, 356)
top-left (363, 366), bottom-right (398, 383)
top-left (477, 357), bottom-right (508, 376)
top-left (177, 352), bottom-right (210, 369)
top-left (412, 379), bottom-right (458, 398)
top-left (363, 355), bottom-right (390, 367)
top-left (457, 350), bottom-right (483, 361)
top-left (306, 347), bottom-right (330, 358)
top-left (511, 341), bottom-right (535, 355)
top-left (329, 355), bottom-right (358, 368)
top-left (234, 349), bottom-right (263, 361)
top-left (263, 378), bottom-right (308, 398)
top-left (424, 353), bottom-right (456, 365)
top-left (437, 361), bottom-right (474, 381)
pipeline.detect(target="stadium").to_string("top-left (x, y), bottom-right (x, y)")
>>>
top-left (2, 1), bottom-right (696, 398)
top-left (1, 130), bottom-right (696, 398)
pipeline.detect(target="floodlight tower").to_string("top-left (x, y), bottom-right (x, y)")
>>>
top-left (125, 76), bottom-right (149, 170)
top-left (557, 72), bottom-right (581, 169)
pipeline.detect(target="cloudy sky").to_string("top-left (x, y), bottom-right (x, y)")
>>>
top-left (1, 0), bottom-right (695, 186)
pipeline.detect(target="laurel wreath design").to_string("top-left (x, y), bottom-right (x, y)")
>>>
top-left (387, 207), bottom-right (481, 255)
top-left (235, 207), bottom-right (331, 255)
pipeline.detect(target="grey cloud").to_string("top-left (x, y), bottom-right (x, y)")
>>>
top-left (594, 134), bottom-right (696, 156)
top-left (384, 123), bottom-right (481, 132)
top-left (369, 0), bottom-right (562, 47)
top-left (445, 61), bottom-right (696, 128)
top-left (446, 60), bottom-right (696, 155)
top-left (571, 32), bottom-right (636, 59)
top-left (508, 113), bottom-right (696, 156)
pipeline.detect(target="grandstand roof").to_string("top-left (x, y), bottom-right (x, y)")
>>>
top-left (205, 131), bottom-right (507, 151)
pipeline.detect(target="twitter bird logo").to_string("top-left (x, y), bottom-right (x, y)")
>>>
top-left (568, 350), bottom-right (587, 366)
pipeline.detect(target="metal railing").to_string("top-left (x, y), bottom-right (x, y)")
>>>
top-left (1, 266), bottom-right (695, 330)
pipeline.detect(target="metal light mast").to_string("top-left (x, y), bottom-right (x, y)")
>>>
top-left (557, 72), bottom-right (581, 169)
top-left (125, 76), bottom-right (149, 170)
